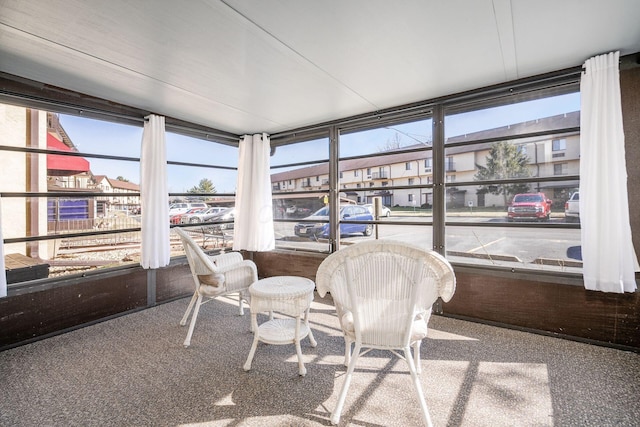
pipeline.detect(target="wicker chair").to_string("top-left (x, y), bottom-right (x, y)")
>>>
top-left (174, 227), bottom-right (258, 348)
top-left (316, 240), bottom-right (456, 426)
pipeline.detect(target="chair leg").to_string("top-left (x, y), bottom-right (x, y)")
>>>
top-left (404, 346), bottom-right (433, 427)
top-left (344, 337), bottom-right (353, 367)
top-left (180, 292), bottom-right (198, 326)
top-left (183, 294), bottom-right (203, 348)
top-left (238, 293), bottom-right (245, 316)
top-left (413, 339), bottom-right (422, 374)
top-left (331, 343), bottom-right (361, 425)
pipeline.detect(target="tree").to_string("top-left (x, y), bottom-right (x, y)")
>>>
top-left (116, 176), bottom-right (129, 182)
top-left (474, 141), bottom-right (532, 206)
top-left (378, 132), bottom-right (403, 152)
top-left (188, 178), bottom-right (217, 194)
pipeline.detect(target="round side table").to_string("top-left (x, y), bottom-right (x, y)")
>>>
top-left (243, 276), bottom-right (317, 376)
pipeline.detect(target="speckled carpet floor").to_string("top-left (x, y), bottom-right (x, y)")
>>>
top-left (1, 293), bottom-right (638, 426)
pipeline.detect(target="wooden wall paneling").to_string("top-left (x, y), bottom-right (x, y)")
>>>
top-left (155, 262), bottom-right (193, 303)
top-left (0, 269), bottom-right (147, 348)
top-left (251, 250), bottom-right (326, 281)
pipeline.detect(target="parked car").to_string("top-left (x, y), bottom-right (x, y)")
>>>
top-left (205, 207), bottom-right (236, 232)
top-left (507, 192), bottom-right (552, 221)
top-left (362, 203), bottom-right (391, 217)
top-left (181, 206), bottom-right (227, 224)
top-left (294, 205), bottom-right (373, 238)
top-left (168, 202), bottom-right (208, 217)
top-left (170, 208), bottom-right (205, 225)
top-left (564, 191), bottom-right (580, 223)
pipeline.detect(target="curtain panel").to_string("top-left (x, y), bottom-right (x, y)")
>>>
top-left (140, 114), bottom-right (170, 269)
top-left (580, 51), bottom-right (638, 293)
top-left (233, 133), bottom-right (275, 252)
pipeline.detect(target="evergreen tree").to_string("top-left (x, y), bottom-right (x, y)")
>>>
top-left (475, 141), bottom-right (532, 205)
top-left (188, 178), bottom-right (217, 194)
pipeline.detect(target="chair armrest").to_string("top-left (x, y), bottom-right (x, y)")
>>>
top-left (210, 252), bottom-right (244, 269)
top-left (220, 260), bottom-right (258, 293)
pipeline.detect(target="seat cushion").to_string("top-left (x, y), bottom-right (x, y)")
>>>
top-left (197, 273), bottom-right (225, 295)
top-left (340, 311), bottom-right (428, 342)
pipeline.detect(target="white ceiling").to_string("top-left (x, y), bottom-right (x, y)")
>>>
top-left (1, 0), bottom-right (639, 135)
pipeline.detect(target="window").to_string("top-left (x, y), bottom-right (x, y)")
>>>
top-left (444, 91), bottom-right (581, 273)
top-left (406, 162), bottom-right (412, 170)
top-left (554, 163), bottom-right (568, 175)
top-left (408, 194), bottom-right (414, 202)
top-left (270, 136), bottom-right (330, 251)
top-left (0, 96), bottom-right (245, 287)
top-left (354, 170), bottom-right (359, 177)
top-left (408, 178), bottom-right (415, 185)
top-left (553, 138), bottom-right (567, 151)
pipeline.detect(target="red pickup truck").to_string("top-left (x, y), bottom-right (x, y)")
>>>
top-left (507, 192), bottom-right (552, 222)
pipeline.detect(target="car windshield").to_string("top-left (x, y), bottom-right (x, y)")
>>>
top-left (311, 206), bottom-right (330, 216)
top-left (514, 195), bottom-right (543, 203)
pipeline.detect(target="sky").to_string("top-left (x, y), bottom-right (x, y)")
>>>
top-left (59, 92), bottom-right (580, 194)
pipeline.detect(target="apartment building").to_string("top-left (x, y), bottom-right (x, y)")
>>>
top-left (271, 111), bottom-right (580, 209)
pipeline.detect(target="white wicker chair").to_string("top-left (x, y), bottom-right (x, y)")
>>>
top-left (174, 227), bottom-right (258, 348)
top-left (316, 240), bottom-right (456, 426)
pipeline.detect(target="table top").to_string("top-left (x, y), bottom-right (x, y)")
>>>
top-left (250, 276), bottom-right (315, 300)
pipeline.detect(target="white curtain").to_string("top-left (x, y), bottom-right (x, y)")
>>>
top-left (233, 133), bottom-right (275, 252)
top-left (140, 114), bottom-right (170, 269)
top-left (0, 196), bottom-right (6, 297)
top-left (580, 51), bottom-right (638, 293)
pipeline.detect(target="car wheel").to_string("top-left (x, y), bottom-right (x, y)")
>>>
top-left (385, 210), bottom-right (390, 217)
top-left (363, 224), bottom-right (373, 236)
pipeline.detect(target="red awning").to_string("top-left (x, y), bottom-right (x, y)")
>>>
top-left (47, 134), bottom-right (90, 175)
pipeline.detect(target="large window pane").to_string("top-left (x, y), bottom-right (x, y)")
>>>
top-left (271, 138), bottom-right (330, 252)
top-left (0, 106), bottom-right (144, 281)
top-left (444, 91), bottom-right (581, 272)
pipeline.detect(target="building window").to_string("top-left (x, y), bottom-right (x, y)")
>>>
top-left (554, 163), bottom-right (568, 175)
top-left (405, 162), bottom-right (411, 170)
top-left (354, 170), bottom-right (359, 177)
top-left (408, 194), bottom-right (414, 202)
top-left (408, 178), bottom-right (415, 185)
top-left (552, 138), bottom-right (566, 151)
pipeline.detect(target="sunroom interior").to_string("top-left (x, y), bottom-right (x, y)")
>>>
top-left (1, 1), bottom-right (639, 425)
